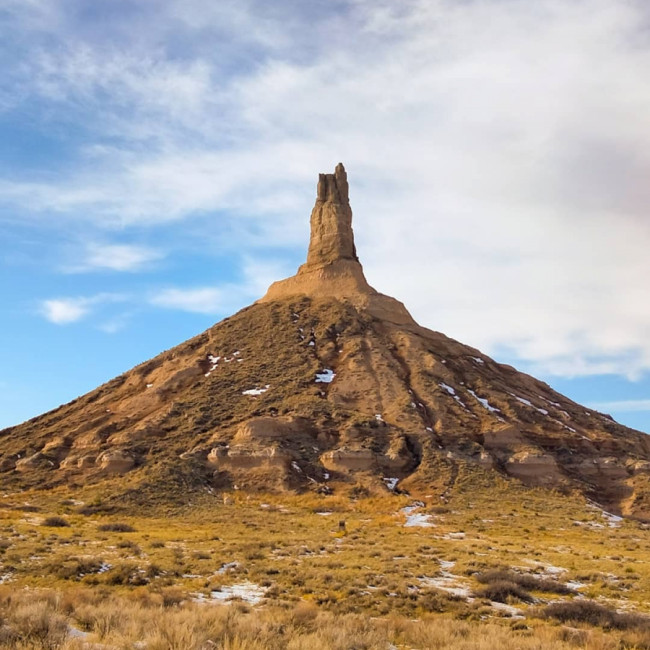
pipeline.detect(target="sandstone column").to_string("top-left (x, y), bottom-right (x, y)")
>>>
top-left (306, 163), bottom-right (358, 267)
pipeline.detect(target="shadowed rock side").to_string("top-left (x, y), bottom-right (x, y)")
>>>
top-left (1, 165), bottom-right (649, 518)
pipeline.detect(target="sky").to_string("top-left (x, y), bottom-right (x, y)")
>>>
top-left (1, 0), bottom-right (649, 434)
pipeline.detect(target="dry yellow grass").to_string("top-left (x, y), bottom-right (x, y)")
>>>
top-left (0, 586), bottom-right (647, 649)
top-left (1, 480), bottom-right (650, 648)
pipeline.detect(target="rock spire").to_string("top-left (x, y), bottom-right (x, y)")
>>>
top-left (260, 163), bottom-right (415, 326)
top-left (306, 163), bottom-right (358, 267)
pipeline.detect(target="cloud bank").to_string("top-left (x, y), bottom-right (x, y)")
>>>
top-left (3, 0), bottom-right (650, 378)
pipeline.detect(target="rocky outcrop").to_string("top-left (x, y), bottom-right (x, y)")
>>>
top-left (505, 450), bottom-right (563, 485)
top-left (306, 163), bottom-right (357, 266)
top-left (15, 452), bottom-right (53, 472)
top-left (260, 164), bottom-right (415, 326)
top-left (96, 450), bottom-right (135, 474)
top-left (213, 445), bottom-right (295, 470)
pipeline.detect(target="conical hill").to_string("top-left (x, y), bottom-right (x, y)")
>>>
top-left (2, 164), bottom-right (649, 519)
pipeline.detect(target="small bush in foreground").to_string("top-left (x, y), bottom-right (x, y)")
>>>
top-left (542, 600), bottom-right (650, 631)
top-left (42, 516), bottom-right (70, 528)
top-left (474, 580), bottom-right (533, 603)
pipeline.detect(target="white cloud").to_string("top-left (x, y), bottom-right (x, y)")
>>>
top-left (148, 257), bottom-right (293, 315)
top-left (149, 287), bottom-right (223, 314)
top-left (39, 293), bottom-right (126, 325)
top-left (41, 298), bottom-right (90, 324)
top-left (68, 243), bottom-right (162, 272)
top-left (5, 0), bottom-right (650, 377)
top-left (588, 399), bottom-right (650, 413)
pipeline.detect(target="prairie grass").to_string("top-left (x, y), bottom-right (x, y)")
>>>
top-left (0, 480), bottom-right (649, 647)
top-left (1, 587), bottom-right (647, 649)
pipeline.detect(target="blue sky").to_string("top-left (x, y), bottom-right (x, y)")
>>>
top-left (1, 0), bottom-right (649, 434)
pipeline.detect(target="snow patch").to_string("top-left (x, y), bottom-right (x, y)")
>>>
top-left (400, 502), bottom-right (424, 515)
top-left (511, 393), bottom-right (549, 416)
top-left (420, 574), bottom-right (471, 598)
top-left (315, 369), bottom-right (336, 383)
top-left (524, 562), bottom-right (567, 575)
top-left (405, 513), bottom-right (434, 527)
top-left (217, 562), bottom-right (239, 574)
top-left (208, 582), bottom-right (266, 605)
top-left (400, 501), bottom-right (434, 527)
top-left (467, 389), bottom-right (501, 414)
top-left (242, 385), bottom-right (270, 396)
top-left (439, 383), bottom-right (469, 410)
top-left (587, 501), bottom-right (623, 527)
top-left (205, 354), bottom-right (221, 376)
top-left (439, 382), bottom-right (456, 396)
top-left (383, 478), bottom-right (399, 491)
top-left (490, 601), bottom-right (523, 617)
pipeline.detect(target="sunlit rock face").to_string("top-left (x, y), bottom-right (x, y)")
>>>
top-left (261, 163), bottom-right (415, 326)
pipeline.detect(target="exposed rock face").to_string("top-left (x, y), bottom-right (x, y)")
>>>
top-left (505, 451), bottom-right (562, 486)
top-left (97, 450), bottom-right (135, 474)
top-left (261, 164), bottom-right (415, 326)
top-left (1, 163), bottom-right (649, 519)
top-left (306, 163), bottom-right (357, 266)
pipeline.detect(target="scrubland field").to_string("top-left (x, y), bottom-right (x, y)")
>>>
top-left (1, 477), bottom-right (650, 649)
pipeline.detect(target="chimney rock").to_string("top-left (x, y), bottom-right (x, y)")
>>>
top-left (307, 163), bottom-right (357, 267)
top-left (259, 163), bottom-right (415, 326)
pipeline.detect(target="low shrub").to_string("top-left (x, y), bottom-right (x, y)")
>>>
top-left (42, 516), bottom-right (70, 528)
top-left (103, 563), bottom-right (148, 586)
top-left (44, 557), bottom-right (105, 580)
top-left (542, 600), bottom-right (650, 630)
top-left (474, 580), bottom-right (533, 603)
top-left (476, 569), bottom-right (573, 595)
